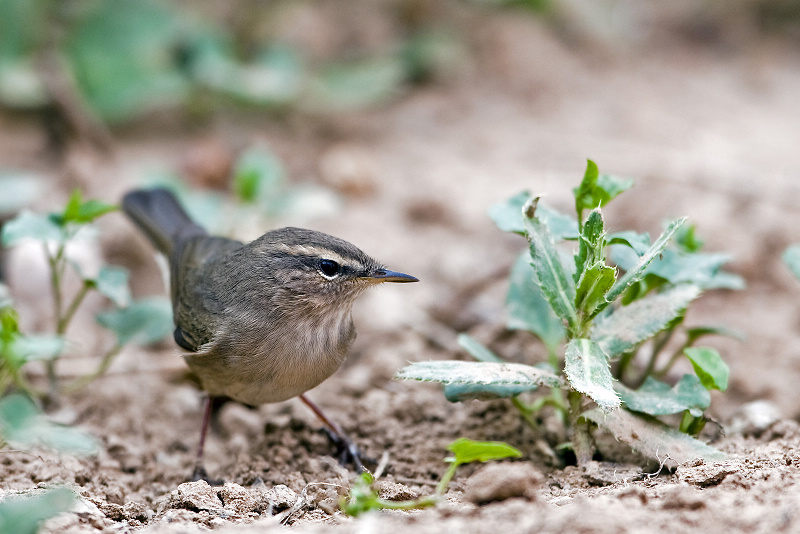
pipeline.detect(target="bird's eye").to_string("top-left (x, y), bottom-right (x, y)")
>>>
top-left (319, 259), bottom-right (340, 278)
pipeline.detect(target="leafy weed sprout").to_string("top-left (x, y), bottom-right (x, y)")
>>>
top-left (398, 161), bottom-right (742, 466)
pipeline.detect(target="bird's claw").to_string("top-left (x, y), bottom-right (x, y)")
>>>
top-left (322, 428), bottom-right (373, 473)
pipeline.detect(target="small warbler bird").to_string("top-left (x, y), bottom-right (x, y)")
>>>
top-left (122, 188), bottom-right (417, 479)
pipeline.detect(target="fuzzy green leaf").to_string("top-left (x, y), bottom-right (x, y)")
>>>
top-left (783, 245), bottom-right (800, 281)
top-left (617, 375), bottom-right (710, 417)
top-left (684, 347), bottom-right (729, 391)
top-left (0, 488), bottom-right (77, 534)
top-left (575, 263), bottom-right (616, 318)
top-left (564, 339), bottom-right (620, 410)
top-left (396, 360), bottom-right (565, 389)
top-left (522, 197), bottom-right (578, 330)
top-left (96, 297), bottom-right (172, 346)
top-left (574, 208), bottom-right (606, 282)
top-left (457, 333), bottom-right (503, 363)
top-left (505, 253), bottom-right (565, 354)
top-left (592, 284), bottom-right (702, 357)
top-left (612, 247), bottom-right (744, 291)
top-left (93, 266), bottom-right (132, 307)
top-left (447, 438), bottom-right (522, 465)
top-left (602, 217), bottom-right (687, 308)
top-left (488, 191), bottom-right (530, 235)
top-left (607, 231), bottom-right (651, 256)
top-left (572, 160), bottom-right (633, 220)
top-left (1, 210), bottom-right (64, 246)
top-left (0, 394), bottom-right (97, 455)
top-left (581, 408), bottom-right (726, 467)
top-left (233, 146), bottom-right (285, 206)
top-left (443, 383), bottom-right (534, 402)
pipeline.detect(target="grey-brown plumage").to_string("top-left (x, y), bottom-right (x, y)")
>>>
top-left (122, 188), bottom-right (418, 407)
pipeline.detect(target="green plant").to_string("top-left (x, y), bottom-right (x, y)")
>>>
top-left (0, 487), bottom-right (76, 534)
top-left (341, 438), bottom-right (520, 516)
top-left (784, 244), bottom-right (800, 281)
top-left (398, 160), bottom-right (742, 466)
top-left (0, 189), bottom-right (172, 399)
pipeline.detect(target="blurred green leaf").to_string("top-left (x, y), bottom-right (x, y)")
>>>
top-left (66, 0), bottom-right (188, 122)
top-left (612, 247), bottom-right (744, 291)
top-left (572, 160), bottom-right (633, 221)
top-left (564, 338), bottom-right (620, 411)
top-left (397, 360), bottom-right (565, 389)
top-left (0, 487), bottom-right (76, 534)
top-left (0, 283), bottom-right (12, 310)
top-left (684, 347), bottom-right (729, 392)
top-left (783, 244), bottom-right (800, 281)
top-left (309, 56), bottom-right (405, 111)
top-left (457, 333), bottom-right (503, 362)
top-left (0, 393), bottom-right (97, 455)
top-left (92, 266), bottom-right (131, 307)
top-left (443, 383), bottom-right (534, 402)
top-left (0, 0), bottom-right (45, 61)
top-left (506, 253), bottom-right (565, 354)
top-left (446, 438), bottom-right (522, 465)
top-left (96, 297), bottom-right (172, 346)
top-left (607, 231), bottom-right (650, 256)
top-left (488, 191), bottom-right (530, 235)
top-left (617, 375), bottom-right (710, 417)
top-left (11, 334), bottom-right (65, 362)
top-left (0, 173), bottom-right (43, 215)
top-left (1, 210), bottom-right (64, 246)
top-left (592, 284), bottom-right (701, 357)
top-left (58, 189), bottom-right (117, 224)
top-left (522, 197), bottom-right (578, 331)
top-left (233, 146), bottom-right (285, 207)
top-left (675, 224), bottom-right (704, 252)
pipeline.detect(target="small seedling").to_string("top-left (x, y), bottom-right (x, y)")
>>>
top-left (0, 189), bottom-right (172, 399)
top-left (398, 161), bottom-right (742, 466)
top-left (341, 438), bottom-right (520, 516)
top-left (0, 487), bottom-right (76, 534)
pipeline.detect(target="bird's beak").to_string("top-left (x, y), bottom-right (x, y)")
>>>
top-left (364, 269), bottom-right (419, 283)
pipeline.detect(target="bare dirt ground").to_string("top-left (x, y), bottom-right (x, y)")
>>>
top-left (2, 5), bottom-right (800, 533)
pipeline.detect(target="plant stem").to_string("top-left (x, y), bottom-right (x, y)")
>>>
top-left (63, 344), bottom-right (122, 394)
top-left (436, 461), bottom-right (460, 496)
top-left (57, 281), bottom-right (91, 334)
top-left (635, 328), bottom-right (675, 388)
top-left (511, 396), bottom-right (538, 429)
top-left (567, 390), bottom-right (594, 466)
top-left (45, 242), bottom-right (66, 397)
top-left (653, 344), bottom-right (690, 379)
top-left (615, 350), bottom-right (635, 381)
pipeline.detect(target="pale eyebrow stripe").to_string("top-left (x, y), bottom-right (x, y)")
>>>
top-left (274, 244), bottom-right (350, 265)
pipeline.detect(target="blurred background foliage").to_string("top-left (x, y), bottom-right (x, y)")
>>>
top-left (0, 0), bottom-right (799, 130)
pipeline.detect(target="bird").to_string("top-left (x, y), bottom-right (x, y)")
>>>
top-left (121, 187), bottom-right (418, 479)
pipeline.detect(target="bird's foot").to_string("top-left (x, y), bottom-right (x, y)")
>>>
top-left (323, 427), bottom-right (374, 473)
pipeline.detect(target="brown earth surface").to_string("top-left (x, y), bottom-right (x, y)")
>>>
top-left (2, 5), bottom-right (800, 534)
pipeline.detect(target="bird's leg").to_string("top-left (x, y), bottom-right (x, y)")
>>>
top-left (191, 394), bottom-right (217, 483)
top-left (299, 393), bottom-right (369, 472)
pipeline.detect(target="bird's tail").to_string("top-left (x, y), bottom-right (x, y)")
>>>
top-left (122, 188), bottom-right (206, 256)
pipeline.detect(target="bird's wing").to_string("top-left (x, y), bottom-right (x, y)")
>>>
top-left (170, 235), bottom-right (243, 352)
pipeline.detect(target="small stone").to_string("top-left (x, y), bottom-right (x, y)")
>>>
top-left (675, 460), bottom-right (738, 487)
top-left (218, 482), bottom-right (257, 515)
top-left (256, 484), bottom-right (298, 514)
top-left (378, 481), bottom-right (418, 502)
top-left (123, 501), bottom-right (150, 522)
top-left (167, 480), bottom-right (223, 512)
top-left (464, 462), bottom-right (544, 504)
top-left (582, 461), bottom-right (644, 486)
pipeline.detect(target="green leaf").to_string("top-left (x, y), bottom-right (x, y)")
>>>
top-left (522, 197), bottom-right (578, 330)
top-left (616, 375), bottom-right (710, 417)
top-left (96, 297), bottom-right (173, 346)
top-left (446, 438), bottom-right (522, 465)
top-left (592, 284), bottom-right (702, 357)
top-left (581, 408), bottom-right (726, 467)
top-left (602, 217), bottom-right (687, 309)
top-left (396, 360), bottom-right (565, 389)
top-left (92, 266), bottom-right (131, 307)
top-left (783, 244), bottom-right (800, 281)
top-left (0, 488), bottom-right (76, 534)
top-left (675, 224), bottom-right (704, 252)
top-left (233, 146), bottom-right (285, 206)
top-left (457, 333), bottom-right (503, 363)
top-left (564, 339), bottom-right (620, 410)
top-left (572, 160), bottom-right (633, 221)
top-left (11, 334), bottom-right (65, 362)
top-left (574, 208), bottom-right (606, 282)
top-left (0, 394), bottom-right (97, 455)
top-left (612, 247), bottom-right (744, 291)
top-left (575, 263), bottom-right (616, 318)
top-left (684, 347), bottom-right (729, 391)
top-left (488, 191), bottom-right (530, 235)
top-left (309, 56), bottom-right (406, 111)
top-left (443, 383), bottom-right (535, 402)
top-left (607, 231), bottom-right (651, 256)
top-left (685, 325), bottom-right (745, 344)
top-left (1, 210), bottom-right (64, 246)
top-left (505, 253), bottom-right (565, 354)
